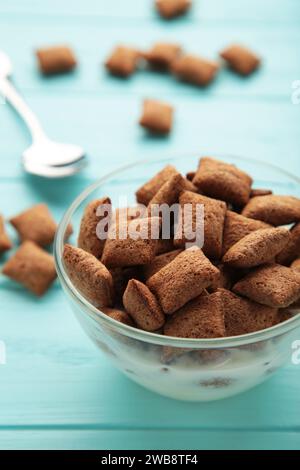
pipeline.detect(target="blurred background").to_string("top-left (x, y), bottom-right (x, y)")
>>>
top-left (0, 1), bottom-right (299, 205)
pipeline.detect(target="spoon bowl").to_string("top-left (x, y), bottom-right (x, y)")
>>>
top-left (0, 50), bottom-right (87, 177)
top-left (23, 139), bottom-right (86, 168)
top-left (23, 156), bottom-right (87, 178)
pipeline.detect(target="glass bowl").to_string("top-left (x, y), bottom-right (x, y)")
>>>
top-left (54, 155), bottom-right (300, 401)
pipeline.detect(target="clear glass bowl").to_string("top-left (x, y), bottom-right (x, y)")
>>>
top-left (54, 155), bottom-right (300, 401)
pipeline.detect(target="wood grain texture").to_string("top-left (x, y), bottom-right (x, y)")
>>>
top-left (0, 0), bottom-right (299, 450)
top-left (1, 431), bottom-right (300, 450)
top-left (1, 0), bottom-right (300, 23)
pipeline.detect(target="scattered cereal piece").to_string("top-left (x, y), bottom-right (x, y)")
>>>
top-left (10, 203), bottom-right (58, 247)
top-left (223, 227), bottom-right (290, 269)
top-left (2, 241), bottom-right (57, 296)
top-left (147, 247), bottom-right (220, 314)
top-left (222, 210), bottom-right (271, 255)
top-left (144, 42), bottom-right (182, 69)
top-left (78, 197), bottom-right (111, 259)
top-left (220, 289), bottom-right (280, 336)
top-left (105, 45), bottom-right (141, 77)
top-left (220, 44), bottom-right (260, 76)
top-left (250, 188), bottom-right (273, 198)
top-left (156, 0), bottom-right (191, 19)
top-left (233, 263), bottom-right (300, 308)
top-left (36, 45), bottom-right (77, 75)
top-left (171, 54), bottom-right (219, 86)
top-left (276, 222), bottom-right (300, 266)
top-left (242, 195), bottom-right (300, 226)
top-left (174, 191), bottom-right (227, 259)
top-left (123, 279), bottom-right (165, 331)
top-left (0, 215), bottom-right (12, 253)
top-left (193, 157), bottom-right (253, 206)
top-left (139, 99), bottom-right (173, 134)
top-left (291, 258), bottom-right (300, 272)
top-left (143, 249), bottom-right (182, 280)
top-left (101, 216), bottom-right (161, 267)
top-left (63, 244), bottom-right (114, 307)
top-left (101, 307), bottom-right (135, 326)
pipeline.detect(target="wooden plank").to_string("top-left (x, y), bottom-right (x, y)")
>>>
top-left (0, 94), bottom-right (299, 181)
top-left (0, 430), bottom-right (300, 450)
top-left (0, 287), bottom-right (300, 429)
top-left (0, 0), bottom-right (299, 24)
top-left (0, 21), bottom-right (299, 98)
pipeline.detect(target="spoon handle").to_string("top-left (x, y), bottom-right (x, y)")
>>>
top-left (0, 77), bottom-right (46, 142)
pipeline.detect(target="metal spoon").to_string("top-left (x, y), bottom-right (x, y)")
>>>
top-left (0, 51), bottom-right (87, 178)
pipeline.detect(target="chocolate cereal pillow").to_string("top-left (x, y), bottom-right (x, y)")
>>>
top-left (192, 156), bottom-right (253, 206)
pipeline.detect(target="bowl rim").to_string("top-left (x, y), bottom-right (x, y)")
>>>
top-left (54, 153), bottom-right (300, 349)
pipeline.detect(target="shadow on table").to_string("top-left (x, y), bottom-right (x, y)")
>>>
top-left (23, 172), bottom-right (89, 206)
top-left (95, 365), bottom-right (291, 432)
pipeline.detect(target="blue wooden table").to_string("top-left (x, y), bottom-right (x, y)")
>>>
top-left (0, 0), bottom-right (300, 450)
